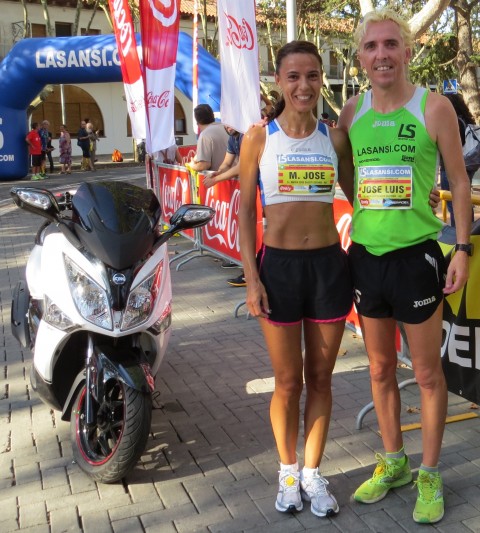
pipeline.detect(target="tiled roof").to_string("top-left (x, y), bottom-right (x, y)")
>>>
top-left (180, 0), bottom-right (217, 18)
top-left (178, 2), bottom-right (353, 35)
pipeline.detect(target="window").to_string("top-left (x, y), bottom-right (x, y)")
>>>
top-left (174, 98), bottom-right (186, 134)
top-left (31, 24), bottom-right (46, 38)
top-left (55, 22), bottom-right (72, 37)
top-left (81, 28), bottom-right (101, 36)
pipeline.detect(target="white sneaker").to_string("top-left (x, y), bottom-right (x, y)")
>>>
top-left (275, 469), bottom-right (303, 513)
top-left (300, 470), bottom-right (339, 517)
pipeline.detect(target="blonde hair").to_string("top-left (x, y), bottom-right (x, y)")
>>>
top-left (354, 8), bottom-right (413, 50)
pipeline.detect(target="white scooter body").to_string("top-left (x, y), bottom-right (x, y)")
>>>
top-left (26, 231), bottom-right (172, 384)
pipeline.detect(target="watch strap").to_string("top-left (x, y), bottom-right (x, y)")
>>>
top-left (454, 243), bottom-right (473, 256)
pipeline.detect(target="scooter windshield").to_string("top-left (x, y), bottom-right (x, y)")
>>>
top-left (71, 181), bottom-right (161, 270)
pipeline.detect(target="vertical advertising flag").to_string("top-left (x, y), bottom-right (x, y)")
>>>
top-left (108, 0), bottom-right (146, 142)
top-left (217, 0), bottom-right (261, 133)
top-left (139, 0), bottom-right (181, 154)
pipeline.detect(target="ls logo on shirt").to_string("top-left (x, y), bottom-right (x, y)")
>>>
top-left (398, 124), bottom-right (416, 139)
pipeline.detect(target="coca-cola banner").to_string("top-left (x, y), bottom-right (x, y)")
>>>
top-left (197, 176), bottom-right (263, 262)
top-left (178, 145), bottom-right (197, 166)
top-left (108, 0), bottom-right (146, 142)
top-left (217, 0), bottom-right (261, 133)
top-left (158, 164), bottom-right (195, 239)
top-left (139, 0), bottom-right (181, 154)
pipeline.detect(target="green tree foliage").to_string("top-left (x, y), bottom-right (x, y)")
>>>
top-left (410, 33), bottom-right (458, 91)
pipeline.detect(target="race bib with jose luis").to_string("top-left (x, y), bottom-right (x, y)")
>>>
top-left (277, 153), bottom-right (336, 195)
top-left (357, 165), bottom-right (413, 209)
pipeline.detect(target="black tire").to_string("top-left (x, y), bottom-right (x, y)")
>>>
top-left (70, 379), bottom-right (152, 483)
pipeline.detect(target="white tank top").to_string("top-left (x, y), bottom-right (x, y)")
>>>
top-left (258, 119), bottom-right (338, 207)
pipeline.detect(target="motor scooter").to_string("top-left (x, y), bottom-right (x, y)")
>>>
top-left (10, 180), bottom-right (214, 483)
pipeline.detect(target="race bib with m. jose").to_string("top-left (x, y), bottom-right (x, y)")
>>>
top-left (277, 153), bottom-right (335, 195)
top-left (357, 165), bottom-right (413, 209)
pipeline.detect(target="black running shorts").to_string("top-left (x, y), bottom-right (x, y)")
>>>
top-left (31, 154), bottom-right (42, 166)
top-left (348, 239), bottom-right (446, 324)
top-left (256, 243), bottom-right (353, 325)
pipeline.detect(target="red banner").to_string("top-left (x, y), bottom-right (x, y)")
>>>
top-left (332, 193), bottom-right (402, 352)
top-left (158, 165), bottom-right (195, 239)
top-left (197, 177), bottom-right (263, 261)
top-left (178, 145), bottom-right (197, 165)
top-left (332, 195), bottom-right (358, 333)
top-left (139, 0), bottom-right (181, 154)
top-left (108, 0), bottom-right (146, 141)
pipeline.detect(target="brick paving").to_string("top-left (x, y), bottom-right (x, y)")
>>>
top-left (1, 166), bottom-right (479, 532)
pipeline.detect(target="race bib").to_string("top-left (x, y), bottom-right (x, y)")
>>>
top-left (277, 153), bottom-right (335, 195)
top-left (357, 165), bottom-right (413, 209)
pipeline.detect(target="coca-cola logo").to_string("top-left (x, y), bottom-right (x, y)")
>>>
top-left (148, 0), bottom-right (178, 27)
top-left (147, 91), bottom-right (170, 109)
top-left (111, 0), bottom-right (134, 57)
top-left (224, 13), bottom-right (255, 50)
top-left (162, 175), bottom-right (189, 218)
top-left (336, 213), bottom-right (352, 251)
top-left (204, 187), bottom-right (240, 252)
top-left (129, 96), bottom-right (145, 113)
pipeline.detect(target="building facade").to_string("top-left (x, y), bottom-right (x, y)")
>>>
top-left (0, 0), bottom-right (348, 159)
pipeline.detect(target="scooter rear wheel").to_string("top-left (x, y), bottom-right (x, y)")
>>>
top-left (70, 379), bottom-right (152, 483)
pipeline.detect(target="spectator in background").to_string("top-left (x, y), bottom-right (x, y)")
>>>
top-left (38, 120), bottom-right (50, 177)
top-left (155, 143), bottom-right (182, 165)
top-left (320, 112), bottom-right (336, 127)
top-left (203, 126), bottom-right (246, 287)
top-left (77, 120), bottom-right (94, 172)
top-left (86, 122), bottom-right (99, 171)
top-left (58, 124), bottom-right (72, 174)
top-left (203, 127), bottom-right (242, 188)
top-left (261, 93), bottom-right (274, 118)
top-left (188, 104), bottom-right (228, 172)
top-left (26, 122), bottom-right (43, 181)
top-left (46, 127), bottom-right (55, 173)
top-left (439, 93), bottom-right (475, 226)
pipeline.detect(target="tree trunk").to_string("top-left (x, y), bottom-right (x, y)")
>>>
top-left (19, 0), bottom-right (29, 38)
top-left (40, 0), bottom-right (53, 36)
top-left (73, 0), bottom-right (83, 36)
top-left (85, 0), bottom-right (101, 34)
top-left (453, 0), bottom-right (480, 123)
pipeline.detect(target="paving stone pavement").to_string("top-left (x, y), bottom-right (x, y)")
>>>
top-left (1, 167), bottom-right (480, 532)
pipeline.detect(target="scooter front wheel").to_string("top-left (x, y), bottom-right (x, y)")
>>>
top-left (70, 379), bottom-right (152, 483)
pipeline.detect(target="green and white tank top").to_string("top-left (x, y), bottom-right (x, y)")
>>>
top-left (349, 87), bottom-right (443, 255)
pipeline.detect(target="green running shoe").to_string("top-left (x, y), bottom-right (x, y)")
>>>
top-left (354, 453), bottom-right (412, 503)
top-left (413, 471), bottom-right (444, 524)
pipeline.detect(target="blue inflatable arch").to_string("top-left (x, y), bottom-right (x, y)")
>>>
top-left (0, 32), bottom-right (221, 181)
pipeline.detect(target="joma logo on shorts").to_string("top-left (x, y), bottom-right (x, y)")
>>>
top-left (413, 296), bottom-right (436, 308)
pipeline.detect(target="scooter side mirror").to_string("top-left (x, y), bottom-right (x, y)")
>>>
top-left (169, 204), bottom-right (215, 232)
top-left (10, 187), bottom-right (60, 222)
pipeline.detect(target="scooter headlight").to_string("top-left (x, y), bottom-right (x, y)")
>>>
top-left (64, 255), bottom-right (112, 330)
top-left (43, 296), bottom-right (77, 332)
top-left (121, 260), bottom-right (164, 331)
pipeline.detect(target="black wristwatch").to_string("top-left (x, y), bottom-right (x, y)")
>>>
top-left (454, 243), bottom-right (473, 256)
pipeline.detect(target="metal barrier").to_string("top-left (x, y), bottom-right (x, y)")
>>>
top-left (439, 189), bottom-right (480, 222)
